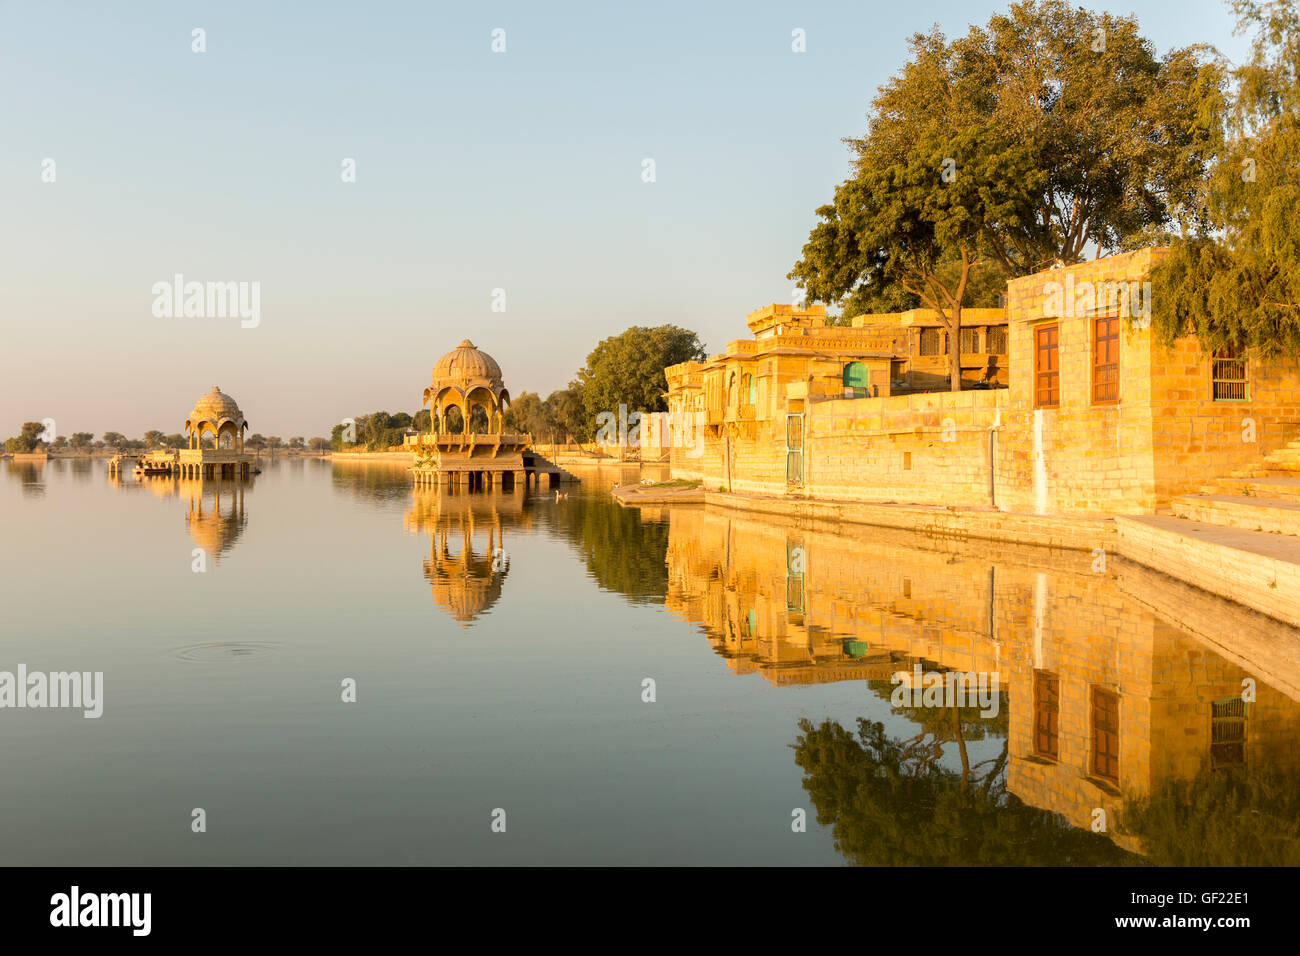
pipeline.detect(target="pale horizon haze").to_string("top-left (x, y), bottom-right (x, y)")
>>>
top-left (1, 0), bottom-right (1250, 437)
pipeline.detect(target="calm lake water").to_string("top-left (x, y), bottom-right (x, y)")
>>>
top-left (3, 456), bottom-right (1299, 865)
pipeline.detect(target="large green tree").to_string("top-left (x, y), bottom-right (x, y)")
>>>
top-left (544, 388), bottom-right (586, 446)
top-left (791, 0), bottom-right (1222, 390)
top-left (1151, 0), bottom-right (1300, 354)
top-left (4, 422), bottom-right (46, 454)
top-left (572, 326), bottom-right (706, 440)
top-left (502, 390), bottom-right (549, 437)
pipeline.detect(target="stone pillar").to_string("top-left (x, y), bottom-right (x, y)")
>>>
top-left (512, 470), bottom-right (525, 493)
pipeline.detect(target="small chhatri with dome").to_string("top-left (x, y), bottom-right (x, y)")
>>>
top-left (409, 340), bottom-right (569, 491)
top-left (422, 340), bottom-right (511, 436)
top-left (111, 386), bottom-right (256, 480)
top-left (177, 386), bottom-right (254, 479)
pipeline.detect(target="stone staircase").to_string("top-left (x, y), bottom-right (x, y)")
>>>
top-left (1171, 438), bottom-right (1300, 536)
top-left (1111, 438), bottom-right (1300, 627)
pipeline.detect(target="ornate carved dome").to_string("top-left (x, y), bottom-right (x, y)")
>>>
top-left (185, 385), bottom-right (248, 435)
top-left (431, 340), bottom-right (504, 386)
top-left (423, 340), bottom-right (510, 414)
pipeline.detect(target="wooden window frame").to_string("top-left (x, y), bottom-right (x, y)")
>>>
top-left (986, 326), bottom-right (1007, 355)
top-left (1210, 697), bottom-right (1247, 770)
top-left (1211, 346), bottom-right (1249, 402)
top-left (1034, 323), bottom-right (1060, 409)
top-left (1033, 670), bottom-right (1060, 761)
top-left (1092, 315), bottom-right (1120, 405)
top-left (919, 328), bottom-right (942, 357)
top-left (960, 327), bottom-right (981, 355)
top-left (1090, 686), bottom-right (1120, 785)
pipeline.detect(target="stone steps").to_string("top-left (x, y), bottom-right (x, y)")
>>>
top-left (1202, 475), bottom-right (1300, 498)
top-left (1171, 492), bottom-right (1300, 536)
top-left (1116, 515), bottom-right (1300, 627)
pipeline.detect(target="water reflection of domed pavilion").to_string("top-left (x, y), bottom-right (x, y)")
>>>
top-left (117, 467), bottom-right (252, 562)
top-left (404, 488), bottom-right (532, 625)
top-left (181, 475), bottom-right (248, 562)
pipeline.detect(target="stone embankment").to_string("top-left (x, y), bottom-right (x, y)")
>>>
top-left (617, 445), bottom-right (1300, 627)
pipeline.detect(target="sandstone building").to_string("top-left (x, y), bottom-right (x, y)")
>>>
top-left (665, 248), bottom-right (1300, 516)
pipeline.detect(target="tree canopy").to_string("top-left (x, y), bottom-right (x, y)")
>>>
top-left (791, 0), bottom-right (1223, 389)
top-left (1151, 0), bottom-right (1300, 354)
top-left (4, 422), bottom-right (46, 454)
top-left (572, 326), bottom-right (706, 439)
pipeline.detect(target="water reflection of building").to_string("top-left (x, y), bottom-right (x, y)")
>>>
top-left (5, 460), bottom-right (47, 498)
top-left (180, 476), bottom-right (248, 562)
top-left (662, 506), bottom-right (1300, 852)
top-left (404, 487), bottom-right (533, 625)
top-left (107, 465), bottom-right (252, 561)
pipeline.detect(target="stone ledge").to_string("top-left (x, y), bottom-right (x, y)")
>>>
top-left (702, 491), bottom-right (1115, 551)
top-left (1172, 493), bottom-right (1300, 536)
top-left (1115, 515), bottom-right (1300, 627)
top-left (1115, 557), bottom-right (1300, 702)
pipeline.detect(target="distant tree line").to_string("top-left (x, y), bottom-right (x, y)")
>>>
top-left (330, 411), bottom-right (428, 451)
top-left (3, 423), bottom-right (327, 454)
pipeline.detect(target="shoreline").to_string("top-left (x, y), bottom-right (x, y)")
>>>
top-left (613, 485), bottom-right (1300, 629)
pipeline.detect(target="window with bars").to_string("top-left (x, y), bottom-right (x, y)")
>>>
top-left (1091, 687), bottom-right (1120, 784)
top-left (960, 327), bottom-right (981, 354)
top-left (1212, 346), bottom-right (1249, 401)
top-left (1035, 324), bottom-right (1060, 408)
top-left (1093, 315), bottom-right (1120, 404)
top-left (919, 328), bottom-right (942, 356)
top-left (1211, 697), bottom-right (1247, 769)
top-left (1033, 670), bottom-right (1060, 760)
top-left (986, 326), bottom-right (1007, 354)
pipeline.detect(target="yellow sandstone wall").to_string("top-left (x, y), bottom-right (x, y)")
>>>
top-left (672, 247), bottom-right (1300, 515)
top-left (1147, 334), bottom-right (1300, 502)
top-left (998, 249), bottom-right (1164, 515)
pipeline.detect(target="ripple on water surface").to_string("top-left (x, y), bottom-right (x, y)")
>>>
top-left (170, 642), bottom-right (279, 663)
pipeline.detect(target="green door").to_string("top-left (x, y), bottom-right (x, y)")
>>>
top-left (843, 361), bottom-right (868, 398)
top-left (785, 413), bottom-right (803, 486)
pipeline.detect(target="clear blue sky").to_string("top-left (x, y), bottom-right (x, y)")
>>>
top-left (1, 0), bottom-right (1251, 437)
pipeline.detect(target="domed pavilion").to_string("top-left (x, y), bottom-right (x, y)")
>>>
top-left (423, 339), bottom-right (510, 436)
top-left (411, 340), bottom-right (568, 491)
top-left (176, 386), bottom-right (255, 479)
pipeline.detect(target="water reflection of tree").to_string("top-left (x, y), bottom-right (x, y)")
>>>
top-left (541, 496), bottom-right (669, 604)
top-left (866, 675), bottom-right (1009, 792)
top-left (329, 463), bottom-right (412, 502)
top-left (9, 462), bottom-right (46, 498)
top-left (794, 717), bottom-right (1139, 866)
top-left (1122, 760), bottom-right (1300, 866)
